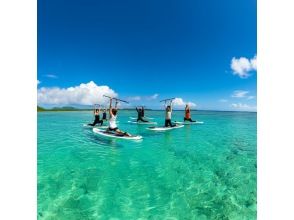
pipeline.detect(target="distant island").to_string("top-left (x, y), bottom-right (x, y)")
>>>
top-left (37, 106), bottom-right (91, 112)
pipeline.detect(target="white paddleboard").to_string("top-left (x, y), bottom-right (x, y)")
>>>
top-left (144, 117), bottom-right (154, 120)
top-left (129, 117), bottom-right (154, 120)
top-left (128, 120), bottom-right (157, 125)
top-left (83, 124), bottom-right (108, 129)
top-left (174, 121), bottom-right (204, 125)
top-left (93, 128), bottom-right (142, 140)
top-left (146, 124), bottom-right (184, 131)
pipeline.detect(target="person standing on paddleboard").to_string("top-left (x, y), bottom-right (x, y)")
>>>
top-left (165, 101), bottom-right (176, 127)
top-left (107, 99), bottom-right (131, 136)
top-left (88, 105), bottom-right (103, 126)
top-left (184, 104), bottom-right (196, 122)
top-left (136, 106), bottom-right (148, 122)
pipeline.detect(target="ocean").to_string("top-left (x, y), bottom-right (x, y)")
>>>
top-left (38, 110), bottom-right (256, 219)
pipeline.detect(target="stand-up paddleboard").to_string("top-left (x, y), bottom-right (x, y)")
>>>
top-left (128, 120), bottom-right (157, 125)
top-left (146, 124), bottom-right (184, 131)
top-left (83, 124), bottom-right (108, 129)
top-left (129, 117), bottom-right (154, 120)
top-left (93, 128), bottom-right (142, 140)
top-left (143, 117), bottom-right (154, 120)
top-left (174, 121), bottom-right (204, 125)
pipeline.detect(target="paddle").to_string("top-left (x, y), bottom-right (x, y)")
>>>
top-left (103, 95), bottom-right (129, 103)
top-left (159, 98), bottom-right (175, 102)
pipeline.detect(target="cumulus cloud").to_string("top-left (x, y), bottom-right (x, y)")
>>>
top-left (127, 96), bottom-right (141, 101)
top-left (37, 81), bottom-right (117, 105)
top-left (231, 90), bottom-right (250, 98)
top-left (231, 103), bottom-right (256, 111)
top-left (45, 74), bottom-right (58, 79)
top-left (173, 98), bottom-right (196, 107)
top-left (250, 56), bottom-right (257, 70)
top-left (147, 94), bottom-right (159, 100)
top-left (231, 55), bottom-right (257, 78)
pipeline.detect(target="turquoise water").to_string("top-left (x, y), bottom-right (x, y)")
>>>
top-left (38, 110), bottom-right (256, 219)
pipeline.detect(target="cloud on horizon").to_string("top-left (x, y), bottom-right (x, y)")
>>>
top-left (173, 98), bottom-right (196, 107)
top-left (37, 81), bottom-right (117, 105)
top-left (231, 103), bottom-right (256, 111)
top-left (230, 55), bottom-right (257, 78)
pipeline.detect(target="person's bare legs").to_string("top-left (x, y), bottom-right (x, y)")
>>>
top-left (115, 129), bottom-right (131, 137)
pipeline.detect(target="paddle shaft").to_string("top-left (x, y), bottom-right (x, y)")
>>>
top-left (160, 98), bottom-right (175, 102)
top-left (103, 95), bottom-right (129, 103)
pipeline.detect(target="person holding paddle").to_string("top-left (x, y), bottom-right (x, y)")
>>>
top-left (184, 104), bottom-right (196, 122)
top-left (106, 98), bottom-right (131, 136)
top-left (88, 104), bottom-right (103, 126)
top-left (102, 108), bottom-right (107, 121)
top-left (165, 100), bottom-right (176, 127)
top-left (136, 106), bottom-right (149, 122)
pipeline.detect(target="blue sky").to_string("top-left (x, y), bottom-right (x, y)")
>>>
top-left (38, 0), bottom-right (257, 111)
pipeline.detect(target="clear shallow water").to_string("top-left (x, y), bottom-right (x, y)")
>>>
top-left (38, 110), bottom-right (256, 220)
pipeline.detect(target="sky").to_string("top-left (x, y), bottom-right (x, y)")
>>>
top-left (37, 0), bottom-right (257, 111)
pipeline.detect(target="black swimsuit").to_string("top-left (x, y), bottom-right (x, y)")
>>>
top-left (102, 112), bottom-right (107, 120)
top-left (88, 114), bottom-right (103, 126)
top-left (136, 109), bottom-right (148, 122)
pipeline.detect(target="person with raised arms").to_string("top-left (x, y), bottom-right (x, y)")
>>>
top-left (165, 100), bottom-right (176, 127)
top-left (102, 108), bottom-right (107, 121)
top-left (136, 106), bottom-right (149, 122)
top-left (184, 104), bottom-right (196, 122)
top-left (88, 104), bottom-right (103, 126)
top-left (107, 98), bottom-right (131, 136)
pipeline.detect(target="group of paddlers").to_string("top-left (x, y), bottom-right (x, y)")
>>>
top-left (88, 97), bottom-right (196, 136)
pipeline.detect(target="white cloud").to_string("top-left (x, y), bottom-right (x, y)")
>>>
top-left (247, 96), bottom-right (255, 100)
top-left (37, 80), bottom-right (41, 85)
top-left (231, 90), bottom-right (250, 98)
top-left (127, 96), bottom-right (141, 101)
top-left (37, 81), bottom-right (117, 105)
top-left (45, 74), bottom-right (58, 79)
top-left (230, 55), bottom-right (257, 78)
top-left (231, 103), bottom-right (256, 111)
top-left (147, 93), bottom-right (159, 100)
top-left (231, 103), bottom-right (249, 108)
top-left (219, 99), bottom-right (228, 103)
top-left (173, 98), bottom-right (196, 107)
top-left (250, 55), bottom-right (257, 70)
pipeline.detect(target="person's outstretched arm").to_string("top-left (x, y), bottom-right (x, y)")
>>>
top-left (109, 99), bottom-right (113, 117)
top-left (93, 104), bottom-right (96, 114)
